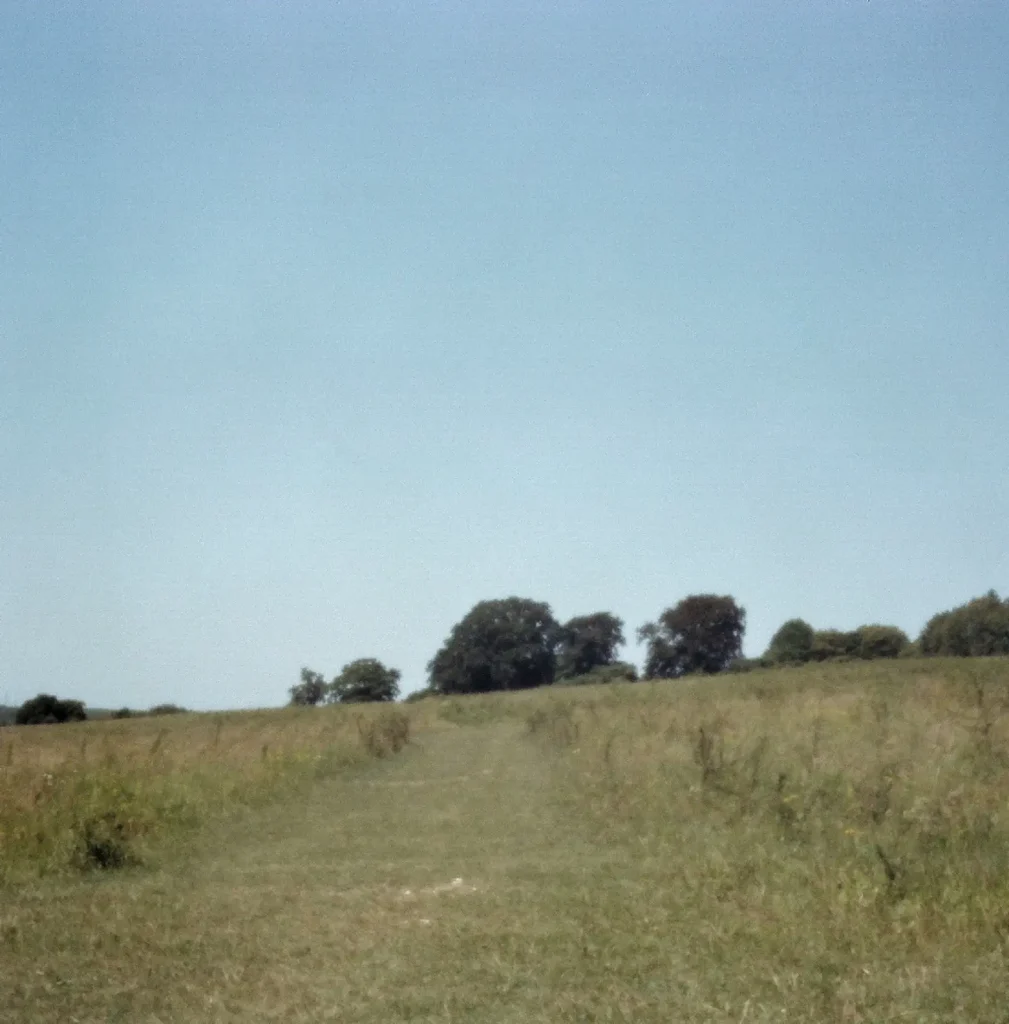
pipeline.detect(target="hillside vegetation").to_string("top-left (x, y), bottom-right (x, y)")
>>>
top-left (2, 659), bottom-right (1008, 1022)
top-left (0, 704), bottom-right (410, 883)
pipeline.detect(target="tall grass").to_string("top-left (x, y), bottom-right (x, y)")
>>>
top-left (526, 658), bottom-right (1009, 1019)
top-left (0, 704), bottom-right (410, 883)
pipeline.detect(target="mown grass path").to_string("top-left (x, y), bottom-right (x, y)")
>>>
top-left (2, 720), bottom-right (683, 1024)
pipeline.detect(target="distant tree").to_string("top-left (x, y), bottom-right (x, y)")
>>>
top-left (855, 625), bottom-right (909, 660)
top-left (112, 708), bottom-right (134, 720)
top-left (765, 619), bottom-right (815, 664)
top-left (330, 659), bottom-right (401, 703)
top-left (15, 694), bottom-right (88, 726)
top-left (556, 612), bottom-right (626, 679)
top-left (919, 591), bottom-right (1009, 657)
top-left (288, 668), bottom-right (327, 706)
top-left (808, 629), bottom-right (861, 662)
top-left (428, 597), bottom-right (561, 694)
top-left (148, 703), bottom-right (188, 716)
top-left (638, 595), bottom-right (746, 679)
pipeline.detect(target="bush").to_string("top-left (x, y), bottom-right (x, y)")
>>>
top-left (554, 662), bottom-right (639, 686)
top-left (855, 625), bottom-right (909, 660)
top-left (584, 662), bottom-right (639, 684)
top-left (15, 694), bottom-right (88, 726)
top-left (919, 591), bottom-right (1009, 657)
top-left (809, 630), bottom-right (861, 663)
top-left (147, 704), bottom-right (188, 716)
top-left (766, 619), bottom-right (815, 664)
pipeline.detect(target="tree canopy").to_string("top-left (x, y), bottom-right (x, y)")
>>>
top-left (855, 625), bottom-right (909, 660)
top-left (428, 597), bottom-right (561, 694)
top-left (919, 591), bottom-right (1009, 657)
top-left (556, 612), bottom-right (625, 679)
top-left (289, 668), bottom-right (327, 706)
top-left (765, 618), bottom-right (815, 664)
top-left (638, 595), bottom-right (746, 678)
top-left (330, 659), bottom-right (401, 703)
top-left (16, 694), bottom-right (87, 725)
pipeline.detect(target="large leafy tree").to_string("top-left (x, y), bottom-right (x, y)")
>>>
top-left (556, 612), bottom-right (626, 679)
top-left (638, 595), bottom-right (746, 678)
top-left (330, 659), bottom-right (401, 703)
top-left (428, 597), bottom-right (561, 694)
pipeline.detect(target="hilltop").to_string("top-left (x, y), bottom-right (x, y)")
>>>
top-left (2, 659), bottom-right (1008, 1022)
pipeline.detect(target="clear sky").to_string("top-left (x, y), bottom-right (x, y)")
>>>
top-left (2, 2), bottom-right (1007, 710)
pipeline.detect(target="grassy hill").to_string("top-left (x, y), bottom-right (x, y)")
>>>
top-left (2, 659), bottom-right (1007, 1022)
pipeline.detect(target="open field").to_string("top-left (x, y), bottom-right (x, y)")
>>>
top-left (2, 659), bottom-right (1008, 1022)
top-left (0, 704), bottom-right (410, 883)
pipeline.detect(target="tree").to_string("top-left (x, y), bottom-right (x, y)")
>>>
top-left (15, 694), bottom-right (88, 725)
top-left (556, 612), bottom-right (626, 679)
top-left (330, 659), bottom-right (401, 703)
top-left (428, 597), bottom-right (561, 694)
top-left (148, 703), bottom-right (188, 716)
top-left (855, 625), bottom-right (909, 660)
top-left (765, 618), bottom-right (815, 664)
top-left (919, 591), bottom-right (1009, 658)
top-left (289, 668), bottom-right (327, 706)
top-left (638, 595), bottom-right (746, 679)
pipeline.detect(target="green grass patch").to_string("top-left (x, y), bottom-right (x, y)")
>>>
top-left (0, 704), bottom-right (411, 883)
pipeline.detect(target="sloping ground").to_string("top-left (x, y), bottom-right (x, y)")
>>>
top-left (3, 673), bottom-right (1008, 1023)
top-left (3, 719), bottom-right (630, 1023)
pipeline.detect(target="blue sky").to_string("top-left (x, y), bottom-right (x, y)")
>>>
top-left (2, 2), bottom-right (1007, 709)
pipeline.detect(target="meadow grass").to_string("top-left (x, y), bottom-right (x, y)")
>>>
top-left (2, 660), bottom-right (1008, 1022)
top-left (525, 657), bottom-right (1009, 1019)
top-left (0, 703), bottom-right (410, 883)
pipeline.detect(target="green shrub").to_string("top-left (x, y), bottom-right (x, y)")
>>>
top-left (920, 591), bottom-right (1009, 657)
top-left (766, 619), bottom-right (815, 664)
top-left (809, 630), bottom-right (861, 662)
top-left (555, 662), bottom-right (639, 686)
top-left (856, 625), bottom-right (909, 659)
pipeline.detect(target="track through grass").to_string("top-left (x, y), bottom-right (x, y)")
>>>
top-left (3, 666), bottom-right (1008, 1023)
top-left (3, 719), bottom-right (629, 1023)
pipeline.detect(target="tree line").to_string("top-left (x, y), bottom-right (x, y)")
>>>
top-left (296, 589), bottom-right (1009, 703)
top-left (8, 591), bottom-right (1006, 725)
